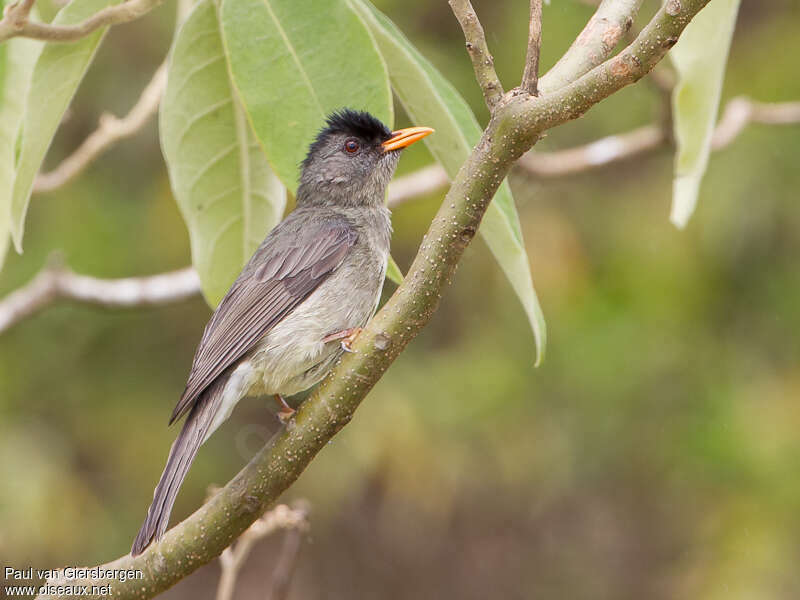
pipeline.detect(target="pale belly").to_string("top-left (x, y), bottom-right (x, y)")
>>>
top-left (243, 248), bottom-right (386, 398)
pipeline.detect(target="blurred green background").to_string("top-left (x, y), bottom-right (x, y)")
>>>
top-left (2, 0), bottom-right (800, 598)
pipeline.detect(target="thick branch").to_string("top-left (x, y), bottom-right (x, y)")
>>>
top-left (0, 260), bottom-right (199, 334)
top-left (539, 0), bottom-right (643, 93)
top-left (34, 64), bottom-right (166, 193)
top-left (447, 0), bottom-right (503, 109)
top-left (34, 2), bottom-right (713, 598)
top-left (521, 0), bottom-right (543, 95)
top-left (0, 0), bottom-right (164, 42)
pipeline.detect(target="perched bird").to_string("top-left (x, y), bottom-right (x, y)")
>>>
top-left (131, 109), bottom-right (433, 555)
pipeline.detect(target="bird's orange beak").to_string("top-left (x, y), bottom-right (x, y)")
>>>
top-left (382, 126), bottom-right (435, 152)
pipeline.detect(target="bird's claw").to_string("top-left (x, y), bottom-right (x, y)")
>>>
top-left (274, 394), bottom-right (295, 423)
top-left (323, 327), bottom-right (363, 353)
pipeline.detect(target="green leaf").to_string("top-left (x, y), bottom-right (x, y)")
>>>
top-left (219, 0), bottom-right (392, 192)
top-left (385, 254), bottom-right (404, 285)
top-left (0, 8), bottom-right (42, 268)
top-left (10, 0), bottom-right (118, 252)
top-left (669, 0), bottom-right (741, 228)
top-left (161, 0), bottom-right (287, 306)
top-left (351, 0), bottom-right (546, 365)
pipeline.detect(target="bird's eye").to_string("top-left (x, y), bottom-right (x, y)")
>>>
top-left (344, 139), bottom-right (360, 154)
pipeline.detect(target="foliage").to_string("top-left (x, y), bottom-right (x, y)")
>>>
top-left (670, 0), bottom-right (741, 227)
top-left (160, 0), bottom-right (286, 304)
top-left (10, 0), bottom-right (116, 251)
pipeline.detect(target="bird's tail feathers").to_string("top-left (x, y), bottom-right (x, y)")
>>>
top-left (131, 378), bottom-right (227, 556)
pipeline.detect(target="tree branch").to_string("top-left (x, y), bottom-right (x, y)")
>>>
top-left (711, 96), bottom-right (800, 148)
top-left (264, 517), bottom-right (307, 600)
top-left (0, 0), bottom-right (35, 37)
top-left (4, 97), bottom-right (795, 336)
top-left (0, 258), bottom-right (199, 335)
top-left (33, 64), bottom-right (167, 194)
top-left (386, 164), bottom-right (450, 208)
top-left (539, 0), bottom-right (643, 93)
top-left (387, 97), bottom-right (800, 198)
top-left (0, 0), bottom-right (164, 42)
top-left (447, 0), bottom-right (503, 110)
top-left (521, 123), bottom-right (664, 176)
top-left (33, 2), bottom-right (714, 597)
top-left (521, 0), bottom-right (543, 95)
top-left (216, 502), bottom-right (309, 600)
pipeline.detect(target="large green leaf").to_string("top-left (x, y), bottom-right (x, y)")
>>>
top-left (351, 0), bottom-right (546, 364)
top-left (0, 6), bottom-right (42, 268)
top-left (669, 0), bottom-right (741, 228)
top-left (161, 0), bottom-right (286, 306)
top-left (10, 0), bottom-right (117, 252)
top-left (219, 0), bottom-right (392, 192)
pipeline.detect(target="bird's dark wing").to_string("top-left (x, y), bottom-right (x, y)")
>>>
top-left (169, 214), bottom-right (358, 424)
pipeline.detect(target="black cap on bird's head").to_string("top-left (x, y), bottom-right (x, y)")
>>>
top-left (297, 108), bottom-right (434, 208)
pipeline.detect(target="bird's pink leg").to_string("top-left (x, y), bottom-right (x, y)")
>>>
top-left (322, 327), bottom-right (363, 352)
top-left (274, 394), bottom-right (295, 422)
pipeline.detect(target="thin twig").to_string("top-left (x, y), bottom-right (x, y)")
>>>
top-left (386, 164), bottom-right (450, 208)
top-left (265, 526), bottom-right (305, 600)
top-left (216, 502), bottom-right (310, 600)
top-left (521, 0), bottom-right (543, 95)
top-left (517, 96), bottom-right (800, 175)
top-left (521, 124), bottom-right (664, 176)
top-left (388, 98), bottom-right (800, 198)
top-left (33, 64), bottom-right (167, 193)
top-left (447, 0), bottom-right (503, 110)
top-left (0, 257), bottom-right (200, 334)
top-left (0, 0), bottom-right (164, 42)
top-left (0, 0), bottom-right (36, 33)
top-left (712, 97), bottom-right (800, 148)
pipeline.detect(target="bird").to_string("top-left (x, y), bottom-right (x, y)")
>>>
top-left (131, 109), bottom-right (433, 555)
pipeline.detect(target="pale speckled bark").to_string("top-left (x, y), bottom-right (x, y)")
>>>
top-left (539, 0), bottom-right (645, 94)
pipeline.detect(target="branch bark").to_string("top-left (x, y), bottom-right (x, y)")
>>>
top-left (0, 259), bottom-right (199, 334)
top-left (33, 1), bottom-right (713, 597)
top-left (216, 502), bottom-right (309, 600)
top-left (386, 164), bottom-right (450, 208)
top-left (389, 97), bottom-right (800, 198)
top-left (33, 64), bottom-right (167, 193)
top-left (521, 0), bottom-right (543, 95)
top-left (0, 0), bottom-right (164, 42)
top-left (539, 0), bottom-right (644, 93)
top-left (447, 0), bottom-right (503, 109)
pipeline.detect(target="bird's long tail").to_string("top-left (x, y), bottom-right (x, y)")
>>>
top-left (131, 376), bottom-right (227, 556)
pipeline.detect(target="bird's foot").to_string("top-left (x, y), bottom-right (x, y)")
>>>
top-left (322, 327), bottom-right (363, 353)
top-left (274, 394), bottom-right (295, 423)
